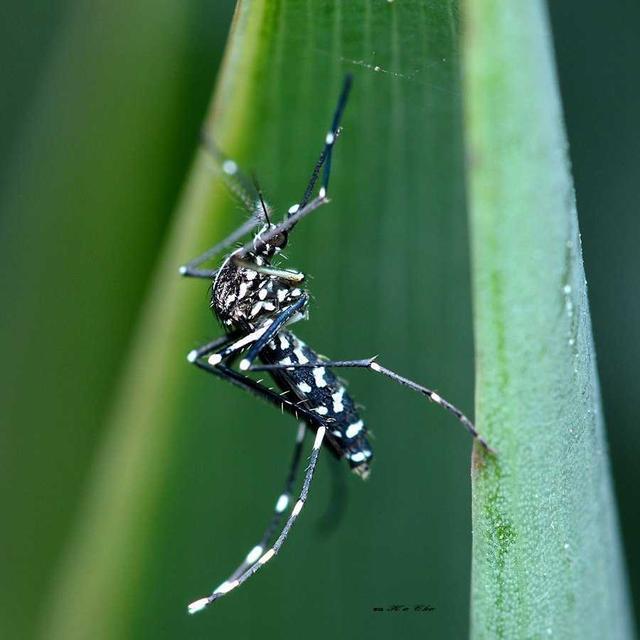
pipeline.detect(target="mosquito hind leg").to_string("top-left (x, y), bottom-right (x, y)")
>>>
top-left (188, 425), bottom-right (326, 613)
top-left (251, 357), bottom-right (494, 453)
top-left (226, 422), bottom-right (307, 583)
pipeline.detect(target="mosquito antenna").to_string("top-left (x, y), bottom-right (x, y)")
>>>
top-left (251, 172), bottom-right (271, 226)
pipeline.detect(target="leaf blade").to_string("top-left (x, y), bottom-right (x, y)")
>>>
top-left (463, 1), bottom-right (635, 638)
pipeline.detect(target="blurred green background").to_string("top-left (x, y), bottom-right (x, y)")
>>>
top-left (0, 1), bottom-right (637, 639)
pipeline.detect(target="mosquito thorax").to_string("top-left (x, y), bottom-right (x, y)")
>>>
top-left (211, 246), bottom-right (304, 332)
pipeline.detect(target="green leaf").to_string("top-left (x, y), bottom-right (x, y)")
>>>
top-left (463, 2), bottom-right (635, 638)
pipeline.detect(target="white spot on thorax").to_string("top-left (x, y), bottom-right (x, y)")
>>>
top-left (279, 334), bottom-right (290, 350)
top-left (314, 406), bottom-right (328, 415)
top-left (259, 288), bottom-right (268, 300)
top-left (250, 302), bottom-right (263, 317)
top-left (238, 282), bottom-right (248, 299)
top-left (297, 381), bottom-right (312, 393)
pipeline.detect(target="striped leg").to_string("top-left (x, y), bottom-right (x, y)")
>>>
top-left (187, 338), bottom-right (326, 432)
top-left (223, 422), bottom-right (306, 584)
top-left (179, 216), bottom-right (259, 279)
top-left (232, 74), bottom-right (353, 260)
top-left (238, 295), bottom-right (308, 371)
top-left (182, 75), bottom-right (353, 276)
top-left (251, 358), bottom-right (495, 453)
top-left (297, 74), bottom-right (353, 210)
top-left (188, 299), bottom-right (308, 371)
top-left (188, 425), bottom-right (326, 613)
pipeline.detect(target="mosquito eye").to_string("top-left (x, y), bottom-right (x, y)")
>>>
top-left (270, 232), bottom-right (288, 248)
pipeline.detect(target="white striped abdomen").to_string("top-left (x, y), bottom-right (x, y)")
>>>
top-left (260, 330), bottom-right (373, 477)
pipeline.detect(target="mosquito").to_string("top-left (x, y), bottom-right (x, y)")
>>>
top-left (181, 74), bottom-right (493, 614)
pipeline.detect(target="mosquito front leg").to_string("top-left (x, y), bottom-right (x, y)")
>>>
top-left (298, 73), bottom-right (353, 210)
top-left (237, 295), bottom-right (308, 371)
top-left (233, 257), bottom-right (305, 284)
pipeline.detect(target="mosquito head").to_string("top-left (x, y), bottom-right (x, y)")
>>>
top-left (248, 173), bottom-right (289, 255)
top-left (253, 223), bottom-right (289, 256)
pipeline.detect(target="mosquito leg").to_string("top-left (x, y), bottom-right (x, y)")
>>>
top-left (188, 343), bottom-right (326, 432)
top-left (237, 295), bottom-right (308, 371)
top-left (298, 74), bottom-right (353, 210)
top-left (232, 258), bottom-right (305, 284)
top-left (188, 425), bottom-right (326, 613)
top-left (179, 217), bottom-right (260, 278)
top-left (226, 422), bottom-right (307, 583)
top-left (232, 75), bottom-right (353, 259)
top-left (189, 299), bottom-right (307, 372)
top-left (186, 76), bottom-right (352, 272)
top-left (252, 358), bottom-right (494, 453)
top-left (319, 73), bottom-right (353, 197)
top-left (187, 330), bottom-right (314, 416)
top-left (187, 342), bottom-right (330, 613)
top-left (234, 194), bottom-right (329, 259)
